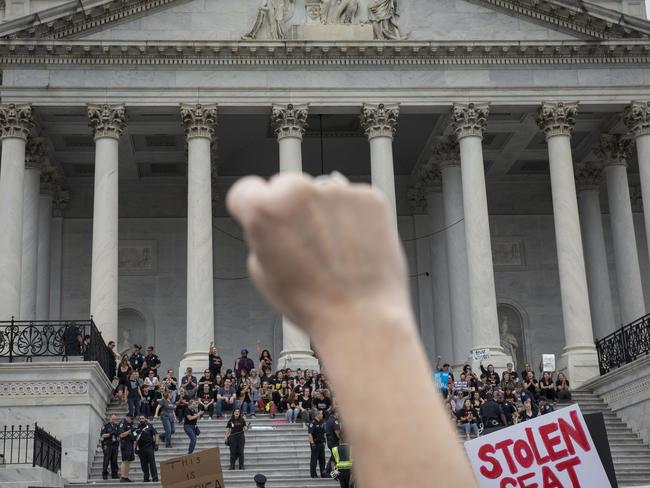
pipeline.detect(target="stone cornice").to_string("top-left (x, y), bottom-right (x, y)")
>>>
top-left (1, 40), bottom-right (650, 67)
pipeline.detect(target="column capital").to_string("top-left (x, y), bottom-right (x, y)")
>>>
top-left (360, 103), bottom-right (399, 140)
top-left (52, 189), bottom-right (70, 217)
top-left (180, 103), bottom-right (218, 141)
top-left (624, 101), bottom-right (650, 138)
top-left (593, 134), bottom-right (632, 168)
top-left (87, 104), bottom-right (127, 140)
top-left (25, 137), bottom-right (48, 170)
top-left (0, 104), bottom-right (34, 141)
top-left (451, 103), bottom-right (489, 140)
top-left (432, 135), bottom-right (461, 168)
top-left (574, 160), bottom-right (604, 192)
top-left (271, 103), bottom-right (309, 140)
top-left (40, 164), bottom-right (63, 196)
top-left (536, 102), bottom-right (578, 139)
top-left (406, 187), bottom-right (427, 214)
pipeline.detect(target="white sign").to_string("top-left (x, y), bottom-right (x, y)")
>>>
top-left (464, 404), bottom-right (611, 488)
top-left (473, 349), bottom-right (491, 361)
top-left (542, 354), bottom-right (556, 372)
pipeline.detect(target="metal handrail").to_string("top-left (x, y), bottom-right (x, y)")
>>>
top-left (595, 313), bottom-right (650, 375)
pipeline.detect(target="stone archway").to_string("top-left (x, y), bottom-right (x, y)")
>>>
top-left (497, 301), bottom-right (529, 371)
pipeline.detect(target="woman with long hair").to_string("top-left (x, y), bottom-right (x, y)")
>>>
top-left (457, 399), bottom-right (480, 440)
top-left (225, 408), bottom-right (249, 470)
top-left (520, 398), bottom-right (537, 422)
top-left (116, 355), bottom-right (132, 404)
top-left (556, 372), bottom-right (571, 402)
top-left (539, 371), bottom-right (557, 402)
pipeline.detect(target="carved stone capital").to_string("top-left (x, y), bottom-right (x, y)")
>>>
top-left (25, 137), bottom-right (48, 170)
top-left (536, 102), bottom-right (578, 139)
top-left (271, 104), bottom-right (309, 140)
top-left (593, 134), bottom-right (632, 168)
top-left (40, 164), bottom-right (63, 196)
top-left (180, 103), bottom-right (218, 141)
top-left (360, 103), bottom-right (399, 140)
top-left (87, 104), bottom-right (127, 140)
top-left (432, 135), bottom-right (461, 168)
top-left (0, 104), bottom-right (34, 141)
top-left (406, 187), bottom-right (427, 214)
top-left (451, 103), bottom-right (489, 140)
top-left (574, 160), bottom-right (604, 192)
top-left (625, 101), bottom-right (650, 138)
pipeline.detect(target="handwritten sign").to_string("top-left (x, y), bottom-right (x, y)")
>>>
top-left (473, 348), bottom-right (491, 361)
top-left (454, 381), bottom-right (469, 391)
top-left (160, 447), bottom-right (224, 488)
top-left (541, 354), bottom-right (556, 372)
top-left (464, 404), bottom-right (611, 488)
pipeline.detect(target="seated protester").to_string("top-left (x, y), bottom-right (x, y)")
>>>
top-left (224, 369), bottom-right (236, 383)
top-left (523, 371), bottom-right (539, 400)
top-left (502, 363), bottom-right (520, 384)
top-left (181, 368), bottom-right (199, 398)
top-left (294, 368), bottom-right (304, 380)
top-left (312, 390), bottom-right (332, 419)
top-left (273, 371), bottom-right (285, 391)
top-left (457, 399), bottom-right (480, 440)
top-left (144, 370), bottom-right (159, 395)
top-left (479, 391), bottom-right (506, 430)
top-left (256, 381), bottom-right (277, 417)
top-left (239, 379), bottom-right (256, 418)
top-left (313, 373), bottom-right (329, 392)
top-left (272, 380), bottom-right (290, 413)
top-left (555, 372), bottom-right (572, 402)
top-left (260, 367), bottom-right (274, 388)
top-left (538, 397), bottom-right (555, 416)
top-left (304, 369), bottom-right (314, 391)
top-left (479, 361), bottom-right (498, 387)
top-left (214, 374), bottom-right (224, 390)
top-left (500, 371), bottom-right (516, 391)
top-left (144, 346), bottom-right (161, 377)
top-left (236, 369), bottom-right (248, 389)
top-left (285, 368), bottom-right (295, 382)
top-left (452, 389), bottom-right (469, 414)
top-left (249, 369), bottom-right (261, 402)
top-left (470, 391), bottom-right (483, 410)
top-left (466, 373), bottom-right (480, 394)
top-left (539, 371), bottom-right (557, 402)
top-left (216, 378), bottom-right (239, 419)
top-left (198, 384), bottom-right (215, 419)
top-left (521, 362), bottom-right (534, 383)
top-left (208, 342), bottom-right (223, 378)
top-left (298, 388), bottom-right (313, 423)
top-left (140, 387), bottom-right (153, 418)
top-left (497, 391), bottom-right (517, 426)
top-left (257, 342), bottom-right (273, 371)
top-left (445, 400), bottom-right (458, 423)
top-left (285, 390), bottom-right (300, 423)
top-left (519, 397), bottom-right (538, 422)
top-left (198, 370), bottom-right (214, 391)
top-left (161, 370), bottom-right (178, 402)
top-left (514, 383), bottom-right (533, 409)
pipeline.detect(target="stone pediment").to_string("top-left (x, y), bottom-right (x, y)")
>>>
top-left (1, 0), bottom-right (650, 42)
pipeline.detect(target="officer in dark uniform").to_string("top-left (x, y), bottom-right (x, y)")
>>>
top-left (118, 414), bottom-right (136, 482)
top-left (324, 409), bottom-right (341, 476)
top-left (100, 414), bottom-right (120, 480)
top-left (144, 346), bottom-right (161, 377)
top-left (129, 344), bottom-right (145, 371)
top-left (134, 414), bottom-right (159, 482)
top-left (479, 391), bottom-right (507, 434)
top-left (254, 473), bottom-right (267, 488)
top-left (308, 409), bottom-right (327, 478)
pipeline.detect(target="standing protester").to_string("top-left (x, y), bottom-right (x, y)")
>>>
top-left (118, 414), bottom-right (136, 483)
top-left (208, 342), bottom-right (223, 378)
top-left (100, 414), bottom-right (120, 480)
top-left (129, 344), bottom-right (145, 371)
top-left (144, 346), bottom-right (161, 377)
top-left (161, 369), bottom-right (178, 402)
top-left (234, 348), bottom-right (255, 377)
top-left (155, 391), bottom-right (176, 448)
top-left (308, 409), bottom-right (327, 479)
top-left (183, 400), bottom-right (204, 454)
top-left (324, 409), bottom-right (342, 476)
top-left (225, 408), bottom-right (249, 470)
top-left (126, 370), bottom-right (143, 418)
top-left (134, 415), bottom-right (159, 482)
top-left (107, 341), bottom-right (119, 385)
top-left (116, 355), bottom-right (132, 404)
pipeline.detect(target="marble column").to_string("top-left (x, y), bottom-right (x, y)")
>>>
top-left (595, 135), bottom-right (646, 325)
top-left (435, 137), bottom-right (473, 366)
top-left (575, 161), bottom-right (616, 340)
top-left (451, 103), bottom-right (510, 369)
top-left (20, 139), bottom-right (46, 321)
top-left (0, 104), bottom-right (33, 320)
top-left (88, 104), bottom-right (127, 346)
top-left (360, 103), bottom-right (399, 223)
top-left (36, 167), bottom-right (56, 320)
top-left (271, 103), bottom-right (319, 371)
top-left (536, 102), bottom-right (599, 386)
top-left (49, 193), bottom-right (69, 321)
top-left (179, 103), bottom-right (217, 373)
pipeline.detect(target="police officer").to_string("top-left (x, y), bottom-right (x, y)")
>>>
top-left (134, 414), bottom-right (159, 482)
top-left (331, 442), bottom-right (353, 488)
top-left (324, 409), bottom-right (341, 476)
top-left (479, 391), bottom-right (507, 433)
top-left (100, 414), bottom-right (120, 480)
top-left (254, 473), bottom-right (267, 488)
top-left (308, 409), bottom-right (327, 478)
top-left (118, 414), bottom-right (136, 482)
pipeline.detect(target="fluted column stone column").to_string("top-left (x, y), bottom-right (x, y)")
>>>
top-left (179, 103), bottom-right (217, 373)
top-left (595, 135), bottom-right (646, 325)
top-left (360, 103), bottom-right (399, 223)
top-left (88, 104), bottom-right (127, 346)
top-left (0, 104), bottom-right (34, 319)
top-left (271, 103), bottom-right (319, 371)
top-left (451, 103), bottom-right (510, 369)
top-left (575, 161), bottom-right (616, 340)
top-left (537, 102), bottom-right (599, 386)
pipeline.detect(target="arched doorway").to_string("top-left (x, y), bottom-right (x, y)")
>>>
top-left (117, 308), bottom-right (148, 357)
top-left (497, 302), bottom-right (528, 371)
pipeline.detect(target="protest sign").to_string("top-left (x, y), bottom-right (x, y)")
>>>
top-left (541, 354), bottom-right (556, 372)
top-left (474, 348), bottom-right (491, 361)
top-left (433, 371), bottom-right (450, 391)
top-left (161, 447), bottom-right (224, 488)
top-left (464, 404), bottom-right (611, 488)
top-left (454, 381), bottom-right (469, 391)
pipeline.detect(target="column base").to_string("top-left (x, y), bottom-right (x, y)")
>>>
top-left (557, 345), bottom-right (599, 389)
top-left (467, 347), bottom-right (513, 376)
top-left (179, 351), bottom-right (209, 379)
top-left (277, 349), bottom-right (320, 372)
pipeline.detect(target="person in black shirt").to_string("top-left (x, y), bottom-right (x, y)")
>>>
top-left (324, 410), bottom-right (342, 476)
top-left (144, 346), bottom-right (161, 377)
top-left (129, 344), bottom-right (145, 371)
top-left (63, 323), bottom-right (83, 356)
top-left (126, 371), bottom-right (142, 418)
top-left (313, 390), bottom-right (332, 419)
top-left (100, 414), bottom-right (120, 480)
top-left (479, 392), bottom-right (506, 432)
top-left (520, 398), bottom-right (538, 422)
top-left (209, 342), bottom-right (223, 378)
top-left (183, 401), bottom-right (204, 454)
top-left (298, 389), bottom-right (313, 423)
top-left (538, 397), bottom-right (555, 416)
top-left (225, 408), bottom-right (249, 470)
top-left (118, 414), bottom-right (136, 482)
top-left (308, 409), bottom-right (327, 478)
top-left (134, 415), bottom-right (158, 482)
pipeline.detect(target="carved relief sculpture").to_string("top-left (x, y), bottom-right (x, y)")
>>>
top-left (335, 0), bottom-right (360, 24)
top-left (368, 0), bottom-right (405, 40)
top-left (243, 0), bottom-right (296, 40)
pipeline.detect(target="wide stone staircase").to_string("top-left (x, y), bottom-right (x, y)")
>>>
top-left (67, 391), bottom-right (650, 488)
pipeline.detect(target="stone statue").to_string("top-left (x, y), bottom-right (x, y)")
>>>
top-left (243, 0), bottom-right (296, 40)
top-left (368, 0), bottom-right (405, 40)
top-left (334, 0), bottom-right (360, 24)
top-left (499, 316), bottom-right (519, 368)
top-left (320, 0), bottom-right (333, 23)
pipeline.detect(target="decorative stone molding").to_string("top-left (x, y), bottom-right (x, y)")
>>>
top-left (271, 104), bottom-right (309, 141)
top-left (593, 134), bottom-right (632, 167)
top-left (0, 380), bottom-right (89, 396)
top-left (0, 104), bottom-right (33, 141)
top-left (360, 103), bottom-right (399, 140)
top-left (87, 104), bottom-right (127, 140)
top-left (179, 103), bottom-right (218, 141)
top-left (601, 374), bottom-right (650, 411)
top-left (25, 136), bottom-right (48, 170)
top-left (536, 102), bottom-right (578, 139)
top-left (625, 101), bottom-right (650, 138)
top-left (432, 135), bottom-right (460, 168)
top-left (574, 160), bottom-right (604, 192)
top-left (451, 103), bottom-right (489, 140)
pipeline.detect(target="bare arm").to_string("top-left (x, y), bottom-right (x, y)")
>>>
top-left (226, 173), bottom-right (476, 488)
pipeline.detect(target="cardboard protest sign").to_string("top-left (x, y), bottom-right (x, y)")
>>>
top-left (454, 381), bottom-right (469, 390)
top-left (474, 349), bottom-right (491, 361)
top-left (433, 371), bottom-right (450, 391)
top-left (160, 447), bottom-right (225, 488)
top-left (541, 354), bottom-right (556, 372)
top-left (464, 404), bottom-right (611, 488)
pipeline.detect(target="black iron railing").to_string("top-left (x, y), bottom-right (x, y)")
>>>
top-left (0, 318), bottom-right (113, 380)
top-left (596, 313), bottom-right (650, 375)
top-left (0, 424), bottom-right (61, 474)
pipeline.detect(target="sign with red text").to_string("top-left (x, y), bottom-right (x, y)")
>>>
top-left (464, 405), bottom-right (611, 488)
top-left (160, 447), bottom-right (224, 488)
